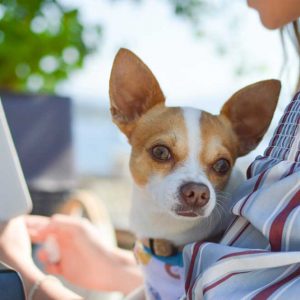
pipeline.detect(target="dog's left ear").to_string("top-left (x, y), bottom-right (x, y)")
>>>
top-left (109, 48), bottom-right (165, 138)
top-left (220, 79), bottom-right (281, 156)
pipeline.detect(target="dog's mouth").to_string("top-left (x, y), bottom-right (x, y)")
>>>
top-left (174, 205), bottom-right (207, 218)
top-left (176, 210), bottom-right (199, 217)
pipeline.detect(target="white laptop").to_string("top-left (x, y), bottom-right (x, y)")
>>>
top-left (0, 99), bottom-right (32, 222)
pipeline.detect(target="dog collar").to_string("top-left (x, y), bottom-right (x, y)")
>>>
top-left (141, 238), bottom-right (184, 257)
top-left (141, 232), bottom-right (224, 258)
top-left (143, 243), bottom-right (184, 267)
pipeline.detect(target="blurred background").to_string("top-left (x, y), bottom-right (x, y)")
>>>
top-left (0, 0), bottom-right (299, 298)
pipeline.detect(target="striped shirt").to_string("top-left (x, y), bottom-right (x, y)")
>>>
top-left (183, 91), bottom-right (300, 299)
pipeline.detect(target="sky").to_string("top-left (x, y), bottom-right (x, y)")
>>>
top-left (57, 0), bottom-right (297, 112)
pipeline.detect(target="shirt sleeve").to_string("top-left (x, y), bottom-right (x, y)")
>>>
top-left (183, 91), bottom-right (300, 300)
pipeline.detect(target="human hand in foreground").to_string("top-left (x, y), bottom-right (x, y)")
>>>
top-left (26, 214), bottom-right (143, 295)
top-left (0, 216), bottom-right (81, 299)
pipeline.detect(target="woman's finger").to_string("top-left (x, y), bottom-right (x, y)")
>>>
top-left (25, 215), bottom-right (51, 230)
top-left (25, 216), bottom-right (55, 243)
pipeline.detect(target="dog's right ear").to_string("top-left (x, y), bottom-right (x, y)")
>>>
top-left (109, 48), bottom-right (165, 138)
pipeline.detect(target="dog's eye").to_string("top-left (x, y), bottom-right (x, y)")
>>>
top-left (151, 145), bottom-right (171, 162)
top-left (212, 159), bottom-right (230, 175)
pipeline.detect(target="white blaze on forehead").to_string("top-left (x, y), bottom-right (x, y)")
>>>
top-left (179, 107), bottom-right (216, 216)
top-left (136, 106), bottom-right (216, 227)
top-left (181, 107), bottom-right (202, 172)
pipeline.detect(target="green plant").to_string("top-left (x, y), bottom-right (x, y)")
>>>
top-left (0, 0), bottom-right (101, 92)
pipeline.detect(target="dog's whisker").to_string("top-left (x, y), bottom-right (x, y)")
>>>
top-left (216, 196), bottom-right (230, 204)
top-left (216, 191), bottom-right (232, 198)
top-left (216, 202), bottom-right (226, 217)
top-left (217, 194), bottom-right (229, 200)
top-left (206, 212), bottom-right (213, 230)
top-left (215, 203), bottom-right (224, 226)
top-left (215, 189), bottom-right (232, 195)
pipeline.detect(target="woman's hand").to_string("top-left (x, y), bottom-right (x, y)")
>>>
top-left (26, 214), bottom-right (143, 294)
top-left (0, 216), bottom-right (81, 299)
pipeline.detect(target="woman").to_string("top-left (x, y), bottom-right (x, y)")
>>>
top-left (0, 1), bottom-right (299, 299)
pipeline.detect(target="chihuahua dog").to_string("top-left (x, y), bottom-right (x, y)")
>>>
top-left (109, 48), bottom-right (280, 300)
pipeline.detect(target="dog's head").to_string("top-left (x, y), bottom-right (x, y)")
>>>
top-left (109, 48), bottom-right (280, 221)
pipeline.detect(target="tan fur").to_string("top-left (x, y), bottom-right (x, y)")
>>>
top-left (129, 106), bottom-right (188, 186)
top-left (110, 48), bottom-right (165, 138)
top-left (221, 79), bottom-right (281, 156)
top-left (200, 112), bottom-right (239, 191)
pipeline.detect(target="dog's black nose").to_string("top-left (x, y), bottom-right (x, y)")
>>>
top-left (179, 182), bottom-right (210, 208)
